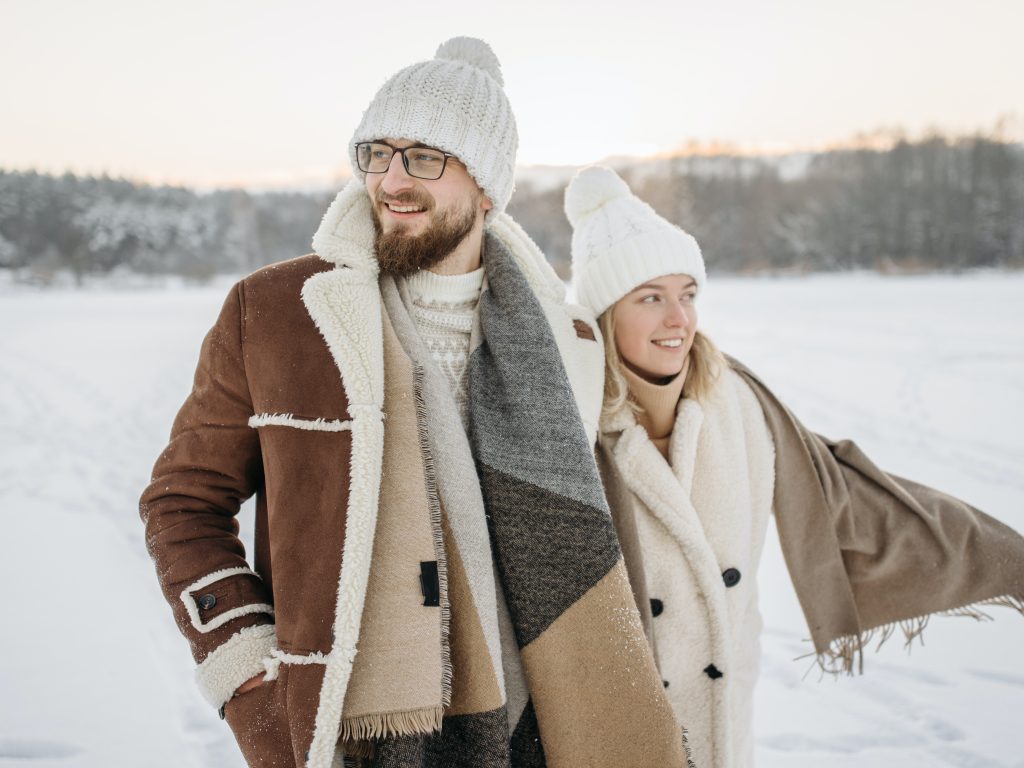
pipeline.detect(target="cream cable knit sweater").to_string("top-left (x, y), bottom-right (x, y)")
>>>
top-left (404, 267), bottom-right (485, 425)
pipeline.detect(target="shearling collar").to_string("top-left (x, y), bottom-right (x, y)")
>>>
top-left (311, 179), bottom-right (566, 303)
top-left (600, 402), bottom-right (636, 435)
top-left (310, 179), bottom-right (378, 273)
top-left (601, 387), bottom-right (705, 492)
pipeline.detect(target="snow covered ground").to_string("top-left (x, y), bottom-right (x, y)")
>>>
top-left (1, 272), bottom-right (1022, 767)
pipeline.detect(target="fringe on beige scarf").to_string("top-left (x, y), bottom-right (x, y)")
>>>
top-left (802, 593), bottom-right (1024, 676)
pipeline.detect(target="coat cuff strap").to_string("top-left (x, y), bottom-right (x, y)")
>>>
top-left (180, 567), bottom-right (275, 634)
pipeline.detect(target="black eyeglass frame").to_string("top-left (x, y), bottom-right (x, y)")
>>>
top-left (354, 141), bottom-right (456, 180)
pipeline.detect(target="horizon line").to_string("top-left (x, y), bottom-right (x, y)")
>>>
top-left (5, 123), bottom-right (1022, 194)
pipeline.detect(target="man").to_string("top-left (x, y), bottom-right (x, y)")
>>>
top-left (141, 38), bottom-right (689, 768)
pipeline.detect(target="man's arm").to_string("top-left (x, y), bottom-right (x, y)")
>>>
top-left (140, 280), bottom-right (276, 710)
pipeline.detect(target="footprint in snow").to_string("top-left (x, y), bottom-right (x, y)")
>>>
top-left (967, 668), bottom-right (1024, 688)
top-left (0, 738), bottom-right (81, 759)
top-left (925, 743), bottom-right (1010, 768)
top-left (759, 727), bottom-right (918, 754)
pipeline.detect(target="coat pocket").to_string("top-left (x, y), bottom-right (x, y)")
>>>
top-left (256, 425), bottom-right (351, 655)
top-left (224, 678), bottom-right (294, 768)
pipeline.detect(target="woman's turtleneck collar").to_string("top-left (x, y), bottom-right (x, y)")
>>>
top-left (623, 357), bottom-right (689, 461)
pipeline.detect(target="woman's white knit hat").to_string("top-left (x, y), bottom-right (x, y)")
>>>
top-left (566, 165), bottom-right (706, 318)
top-left (349, 37), bottom-right (518, 217)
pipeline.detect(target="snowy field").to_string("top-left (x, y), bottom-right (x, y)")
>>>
top-left (1, 271), bottom-right (1022, 767)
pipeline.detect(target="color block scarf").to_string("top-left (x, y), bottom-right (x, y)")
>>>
top-left (353, 235), bottom-right (690, 768)
top-left (465, 237), bottom-right (688, 767)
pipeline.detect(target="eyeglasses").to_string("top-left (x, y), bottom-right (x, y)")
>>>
top-left (354, 141), bottom-right (455, 180)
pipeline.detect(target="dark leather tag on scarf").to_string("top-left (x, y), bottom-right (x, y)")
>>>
top-left (420, 561), bottom-right (440, 607)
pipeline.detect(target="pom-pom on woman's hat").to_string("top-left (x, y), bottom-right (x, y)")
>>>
top-left (566, 165), bottom-right (706, 317)
top-left (349, 37), bottom-right (518, 217)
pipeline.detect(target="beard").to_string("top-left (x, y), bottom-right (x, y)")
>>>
top-left (372, 189), bottom-right (479, 278)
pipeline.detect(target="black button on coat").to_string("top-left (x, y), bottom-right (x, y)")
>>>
top-left (722, 568), bottom-right (741, 588)
top-left (704, 664), bottom-right (724, 680)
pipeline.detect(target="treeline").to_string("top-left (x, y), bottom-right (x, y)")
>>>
top-left (509, 134), bottom-right (1024, 275)
top-left (0, 172), bottom-right (334, 284)
top-left (2, 132), bottom-right (1022, 285)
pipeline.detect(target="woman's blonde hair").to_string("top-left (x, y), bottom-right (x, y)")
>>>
top-left (598, 306), bottom-right (725, 423)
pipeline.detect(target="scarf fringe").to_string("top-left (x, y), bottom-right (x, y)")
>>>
top-left (412, 365), bottom-right (454, 708)
top-left (807, 592), bottom-right (1024, 677)
top-left (681, 727), bottom-right (697, 768)
top-left (339, 705), bottom-right (444, 747)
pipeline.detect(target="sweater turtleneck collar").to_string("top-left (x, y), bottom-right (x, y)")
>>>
top-left (622, 357), bottom-right (689, 461)
top-left (405, 267), bottom-right (485, 307)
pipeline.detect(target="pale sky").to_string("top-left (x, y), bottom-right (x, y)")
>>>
top-left (2, 0), bottom-right (1022, 189)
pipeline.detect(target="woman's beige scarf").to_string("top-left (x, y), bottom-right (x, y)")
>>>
top-left (730, 357), bottom-right (1024, 674)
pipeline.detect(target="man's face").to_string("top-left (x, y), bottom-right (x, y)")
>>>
top-left (365, 138), bottom-right (493, 277)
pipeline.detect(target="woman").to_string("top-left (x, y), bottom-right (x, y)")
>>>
top-left (564, 165), bottom-right (1024, 768)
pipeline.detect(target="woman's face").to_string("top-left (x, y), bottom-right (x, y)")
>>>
top-left (612, 273), bottom-right (698, 382)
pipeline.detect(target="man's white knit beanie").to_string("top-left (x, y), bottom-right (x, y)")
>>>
top-left (566, 165), bottom-right (706, 318)
top-left (349, 37), bottom-right (518, 217)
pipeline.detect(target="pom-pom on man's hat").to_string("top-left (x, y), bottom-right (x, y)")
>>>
top-left (565, 165), bottom-right (706, 317)
top-left (349, 37), bottom-right (518, 217)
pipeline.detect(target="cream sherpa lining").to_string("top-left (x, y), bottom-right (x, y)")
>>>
top-left (301, 268), bottom-right (385, 768)
top-left (262, 648), bottom-right (330, 682)
top-left (248, 413), bottom-right (353, 432)
top-left (195, 623), bottom-right (277, 708)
